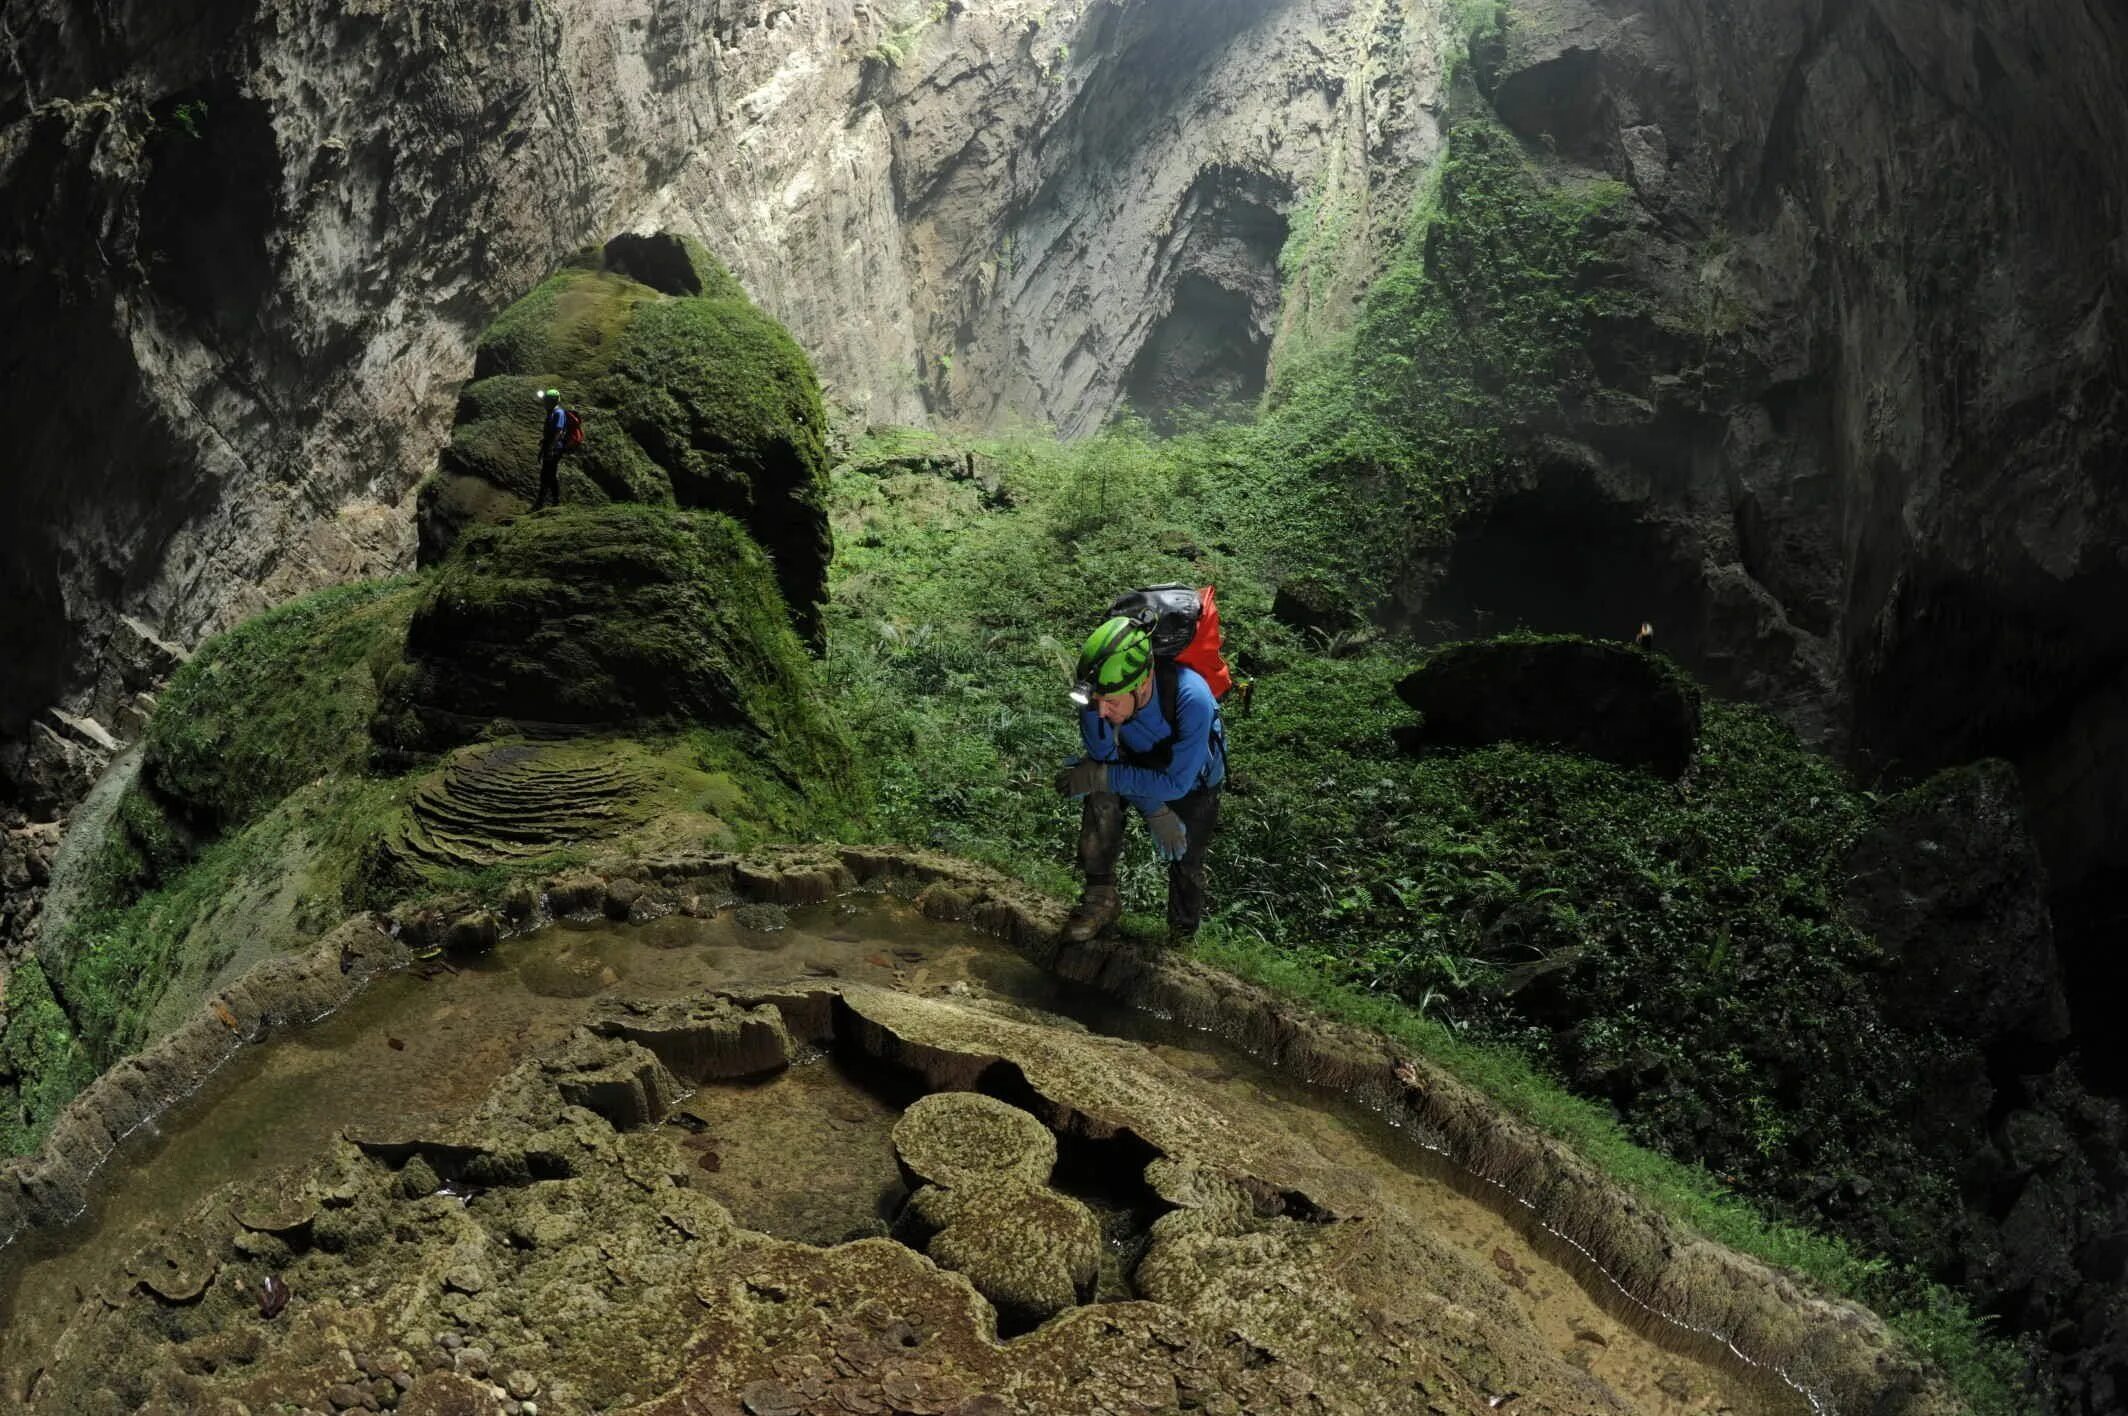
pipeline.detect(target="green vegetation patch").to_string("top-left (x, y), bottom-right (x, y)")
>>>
top-left (0, 960), bottom-right (96, 1155)
top-left (143, 578), bottom-right (419, 833)
top-left (823, 420), bottom-right (2024, 1413)
top-left (1230, 119), bottom-right (1631, 616)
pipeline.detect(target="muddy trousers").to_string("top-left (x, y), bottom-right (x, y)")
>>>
top-left (1078, 787), bottom-right (1221, 936)
top-left (532, 451), bottom-right (563, 509)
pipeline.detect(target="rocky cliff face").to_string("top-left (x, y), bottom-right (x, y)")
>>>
top-left (1420, 5), bottom-right (2127, 1406)
top-left (1420, 0), bottom-right (2128, 1072)
top-left (0, 0), bottom-right (1443, 926)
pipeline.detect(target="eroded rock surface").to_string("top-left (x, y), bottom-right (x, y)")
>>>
top-left (12, 999), bottom-right (1646, 1415)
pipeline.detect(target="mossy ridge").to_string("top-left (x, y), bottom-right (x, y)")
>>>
top-left (424, 234), bottom-right (832, 639)
top-left (0, 959), bottom-right (95, 1155)
top-left (385, 507), bottom-right (850, 794)
top-left (141, 578), bottom-right (419, 835)
top-left (470, 266), bottom-right (659, 391)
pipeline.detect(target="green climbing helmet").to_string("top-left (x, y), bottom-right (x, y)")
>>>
top-left (1072, 616), bottom-right (1153, 705)
top-left (538, 388), bottom-right (561, 404)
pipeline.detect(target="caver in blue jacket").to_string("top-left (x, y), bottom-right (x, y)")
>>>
top-left (1059, 653), bottom-right (1227, 946)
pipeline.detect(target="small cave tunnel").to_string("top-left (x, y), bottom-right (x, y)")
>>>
top-left (138, 84), bottom-right (280, 338)
top-left (1123, 274), bottom-right (1270, 430)
top-left (1420, 483), bottom-right (1709, 666)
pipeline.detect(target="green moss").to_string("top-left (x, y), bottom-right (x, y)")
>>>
top-left (472, 268), bottom-right (658, 392)
top-left (868, 0), bottom-right (948, 67)
top-left (143, 579), bottom-right (419, 833)
top-left (440, 374), bottom-right (676, 512)
top-left (387, 505), bottom-right (851, 795)
top-left (0, 960), bottom-right (96, 1154)
top-left (1216, 120), bottom-right (1633, 616)
top-left (606, 295), bottom-right (831, 622)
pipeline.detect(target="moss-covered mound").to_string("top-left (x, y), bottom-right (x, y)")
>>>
top-left (141, 580), bottom-right (419, 833)
top-left (419, 232), bottom-right (830, 640)
top-left (379, 505), bottom-right (847, 782)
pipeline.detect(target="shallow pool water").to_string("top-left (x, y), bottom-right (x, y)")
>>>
top-left (0, 896), bottom-right (1810, 1414)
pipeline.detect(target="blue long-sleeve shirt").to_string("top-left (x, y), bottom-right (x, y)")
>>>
top-left (1078, 665), bottom-right (1224, 813)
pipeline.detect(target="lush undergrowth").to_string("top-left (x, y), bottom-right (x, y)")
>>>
top-left (824, 424), bottom-right (2026, 1413)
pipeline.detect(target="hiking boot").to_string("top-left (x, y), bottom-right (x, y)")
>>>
top-left (1059, 885), bottom-right (1121, 943)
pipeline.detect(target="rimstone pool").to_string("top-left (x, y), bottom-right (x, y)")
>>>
top-left (0, 896), bottom-right (1813, 1415)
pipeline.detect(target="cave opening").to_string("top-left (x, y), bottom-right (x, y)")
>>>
top-left (1420, 480), bottom-right (1708, 666)
top-left (138, 85), bottom-right (280, 339)
top-left (1123, 273), bottom-right (1271, 431)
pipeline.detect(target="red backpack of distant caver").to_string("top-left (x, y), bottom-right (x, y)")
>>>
top-left (1107, 584), bottom-right (1233, 699)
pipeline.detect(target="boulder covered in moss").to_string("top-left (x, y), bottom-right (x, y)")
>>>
top-left (420, 232), bottom-right (830, 640)
top-left (890, 1091), bottom-right (1057, 1191)
top-left (1394, 635), bottom-right (1701, 778)
top-left (375, 506), bottom-right (846, 783)
top-left (906, 1180), bottom-right (1101, 1328)
top-left (142, 580), bottom-right (421, 831)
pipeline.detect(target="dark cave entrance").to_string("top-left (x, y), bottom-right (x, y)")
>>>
top-left (139, 84), bottom-right (280, 338)
top-left (1420, 481), bottom-right (1708, 667)
top-left (1124, 273), bottom-right (1270, 430)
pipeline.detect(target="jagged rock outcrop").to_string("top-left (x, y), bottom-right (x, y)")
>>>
top-left (0, 0), bottom-right (1442, 828)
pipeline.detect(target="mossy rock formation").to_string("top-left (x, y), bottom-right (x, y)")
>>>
top-left (1395, 635), bottom-right (1703, 778)
top-left (891, 1091), bottom-right (1058, 1191)
top-left (908, 1179), bottom-right (1102, 1328)
top-left (375, 506), bottom-right (847, 787)
top-left (420, 232), bottom-right (830, 641)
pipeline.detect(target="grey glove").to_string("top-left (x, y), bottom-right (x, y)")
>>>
top-left (1055, 759), bottom-right (1109, 799)
top-left (1145, 807), bottom-right (1188, 862)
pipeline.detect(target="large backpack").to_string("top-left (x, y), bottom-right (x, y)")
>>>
top-left (562, 408), bottom-right (586, 451)
top-left (1106, 583), bottom-right (1233, 699)
top-left (1106, 584), bottom-right (1232, 787)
